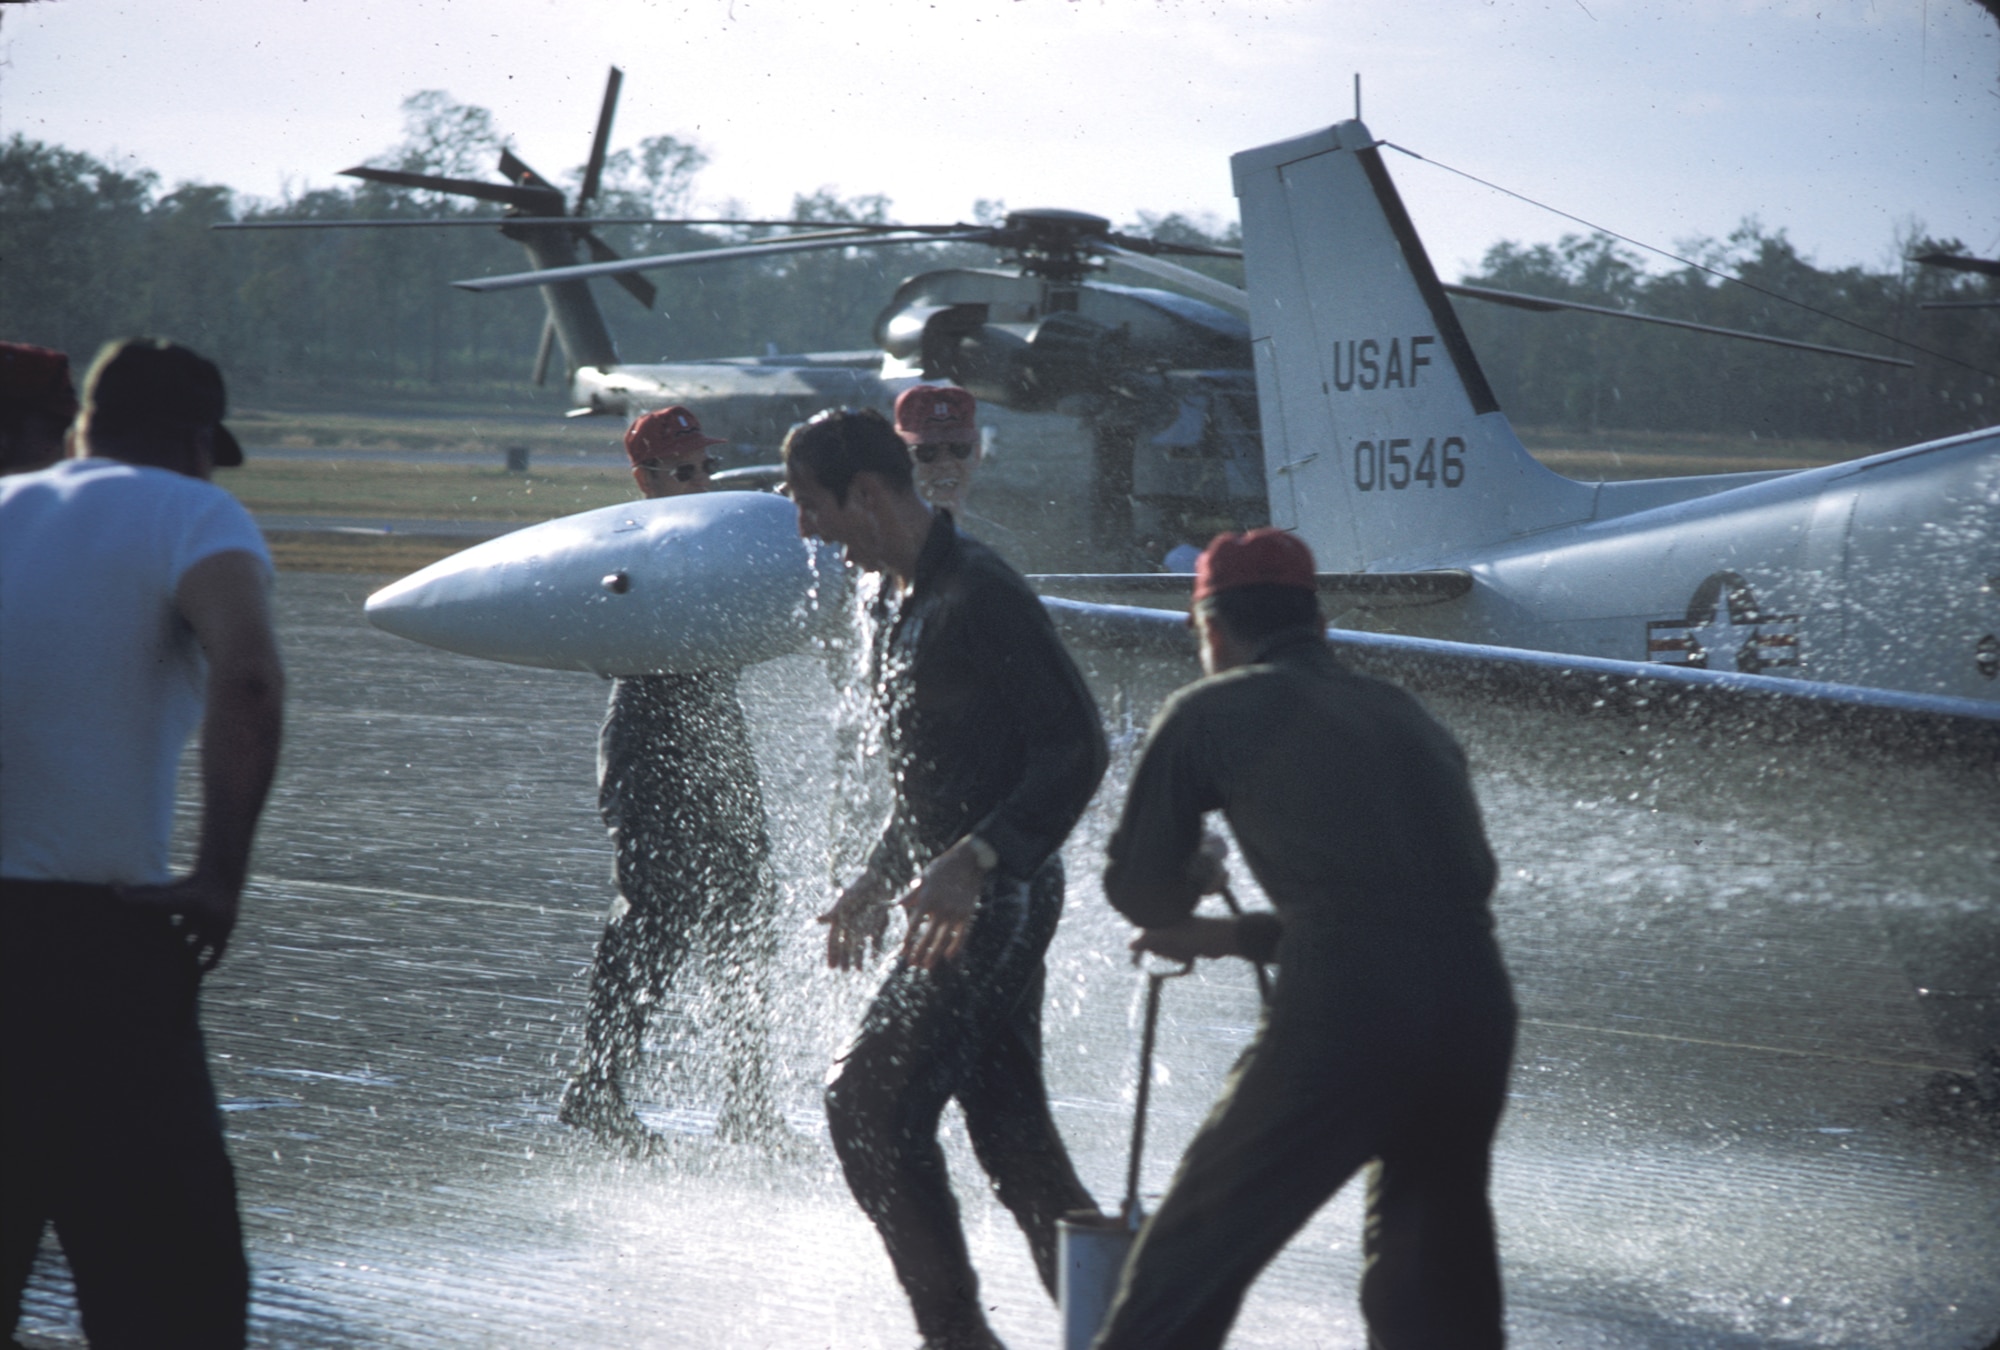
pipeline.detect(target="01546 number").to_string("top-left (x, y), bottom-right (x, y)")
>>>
top-left (1354, 436), bottom-right (1465, 491)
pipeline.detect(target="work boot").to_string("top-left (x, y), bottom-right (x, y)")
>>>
top-left (558, 1073), bottom-right (662, 1156)
top-left (715, 1105), bottom-right (817, 1161)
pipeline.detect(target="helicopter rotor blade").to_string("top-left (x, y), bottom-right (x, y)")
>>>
top-left (582, 230), bottom-right (657, 310)
top-left (1912, 251), bottom-right (2000, 278)
top-left (453, 228), bottom-right (983, 293)
top-left (340, 165), bottom-right (563, 214)
top-left (1101, 244), bottom-right (1249, 311)
top-left (497, 148), bottom-right (561, 194)
top-left (211, 215), bottom-right (907, 231)
top-left (532, 316), bottom-right (556, 387)
top-left (576, 67), bottom-right (623, 214)
top-left (1441, 283), bottom-right (1915, 368)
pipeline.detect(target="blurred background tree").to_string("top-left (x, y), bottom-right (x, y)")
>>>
top-left (2, 88), bottom-right (1991, 449)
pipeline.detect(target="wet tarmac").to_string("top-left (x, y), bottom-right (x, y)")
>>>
top-left (18, 571), bottom-right (2000, 1350)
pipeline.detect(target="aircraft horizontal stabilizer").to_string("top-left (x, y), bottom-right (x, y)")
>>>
top-left (1045, 599), bottom-right (2000, 766)
top-left (1031, 570), bottom-right (1470, 611)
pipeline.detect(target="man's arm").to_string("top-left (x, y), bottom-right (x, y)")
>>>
top-left (120, 549), bottom-right (285, 968)
top-left (901, 575), bottom-right (1108, 970)
top-left (962, 578), bottom-right (1110, 878)
top-left (1102, 693), bottom-right (1214, 929)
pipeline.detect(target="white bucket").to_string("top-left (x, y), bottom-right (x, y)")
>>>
top-left (1057, 1208), bottom-right (1137, 1350)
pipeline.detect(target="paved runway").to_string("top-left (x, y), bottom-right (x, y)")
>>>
top-left (18, 573), bottom-right (1999, 1349)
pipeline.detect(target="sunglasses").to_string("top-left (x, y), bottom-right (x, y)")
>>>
top-left (912, 442), bottom-right (976, 464)
top-left (641, 456), bottom-right (721, 482)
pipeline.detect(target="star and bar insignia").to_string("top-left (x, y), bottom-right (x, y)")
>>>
top-left (1646, 572), bottom-right (1801, 675)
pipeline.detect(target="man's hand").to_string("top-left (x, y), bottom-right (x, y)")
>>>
top-left (900, 837), bottom-right (987, 972)
top-left (1188, 831), bottom-right (1230, 895)
top-left (819, 871), bottom-right (893, 971)
top-left (117, 871), bottom-right (242, 971)
top-left (1129, 915), bottom-right (1242, 966)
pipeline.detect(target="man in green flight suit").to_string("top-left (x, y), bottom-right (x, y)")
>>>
top-left (1096, 527), bottom-right (1517, 1350)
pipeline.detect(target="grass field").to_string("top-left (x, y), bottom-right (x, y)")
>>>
top-left (224, 407), bottom-right (1881, 575)
top-left (229, 403), bottom-right (629, 458)
top-left (225, 455), bottom-right (639, 574)
top-left (1518, 425), bottom-right (1867, 479)
top-left (227, 459), bottom-right (636, 520)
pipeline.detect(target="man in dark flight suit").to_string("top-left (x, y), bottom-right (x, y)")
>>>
top-left (784, 408), bottom-right (1106, 1350)
top-left (1097, 528), bottom-right (1517, 1350)
top-left (559, 405), bottom-right (787, 1152)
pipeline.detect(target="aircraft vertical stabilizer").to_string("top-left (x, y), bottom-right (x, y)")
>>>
top-left (1233, 122), bottom-right (1594, 571)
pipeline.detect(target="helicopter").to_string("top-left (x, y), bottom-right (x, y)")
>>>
top-left (224, 66), bottom-right (1927, 565)
top-left (222, 66), bottom-right (1270, 559)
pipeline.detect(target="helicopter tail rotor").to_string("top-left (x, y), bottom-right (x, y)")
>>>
top-left (576, 67), bottom-right (622, 214)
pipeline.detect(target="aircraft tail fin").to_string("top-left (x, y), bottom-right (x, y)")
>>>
top-left (1232, 123), bottom-right (1592, 570)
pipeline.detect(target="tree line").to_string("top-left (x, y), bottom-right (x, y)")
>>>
top-left (3, 91), bottom-right (1993, 447)
top-left (1452, 229), bottom-right (1996, 446)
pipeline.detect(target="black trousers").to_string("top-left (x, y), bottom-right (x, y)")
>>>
top-left (580, 673), bottom-right (782, 1129)
top-left (1094, 935), bottom-right (1517, 1350)
top-left (825, 857), bottom-right (1095, 1343)
top-left (2, 880), bottom-right (248, 1350)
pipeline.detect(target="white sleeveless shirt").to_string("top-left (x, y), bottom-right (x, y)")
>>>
top-left (1, 458), bottom-right (270, 885)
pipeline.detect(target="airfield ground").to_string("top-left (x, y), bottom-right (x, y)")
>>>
top-left (217, 405), bottom-right (1879, 575)
top-left (22, 407), bottom-right (1994, 1348)
top-left (16, 571), bottom-right (1996, 1350)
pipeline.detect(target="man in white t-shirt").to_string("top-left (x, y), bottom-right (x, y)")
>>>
top-left (1, 339), bottom-right (285, 1350)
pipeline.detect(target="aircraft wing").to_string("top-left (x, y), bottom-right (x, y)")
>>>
top-left (1042, 597), bottom-right (2000, 762)
top-left (1033, 571), bottom-right (1470, 611)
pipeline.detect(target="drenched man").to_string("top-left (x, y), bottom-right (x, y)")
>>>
top-left (824, 386), bottom-right (984, 884)
top-left (1096, 528), bottom-right (1517, 1350)
top-left (784, 408), bottom-right (1106, 1350)
top-left (2, 339), bottom-right (285, 1349)
top-left (559, 405), bottom-right (788, 1152)
top-left (0, 341), bottom-right (78, 475)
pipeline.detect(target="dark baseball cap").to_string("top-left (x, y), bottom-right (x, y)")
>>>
top-left (82, 339), bottom-right (243, 467)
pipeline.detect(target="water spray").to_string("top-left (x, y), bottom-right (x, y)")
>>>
top-left (1057, 959), bottom-right (1192, 1350)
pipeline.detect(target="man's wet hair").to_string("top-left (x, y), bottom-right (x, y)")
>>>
top-left (1198, 584), bottom-right (1323, 645)
top-left (782, 408), bottom-right (913, 504)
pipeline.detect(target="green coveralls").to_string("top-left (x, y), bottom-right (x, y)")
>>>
top-left (1097, 629), bottom-right (1516, 1350)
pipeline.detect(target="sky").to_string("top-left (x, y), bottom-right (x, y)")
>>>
top-left (2, 0), bottom-right (1996, 282)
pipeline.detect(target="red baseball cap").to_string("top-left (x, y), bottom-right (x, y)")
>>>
top-left (0, 343), bottom-right (79, 422)
top-left (625, 405), bottom-right (726, 465)
top-left (893, 384), bottom-right (978, 446)
top-left (1193, 528), bottom-right (1316, 602)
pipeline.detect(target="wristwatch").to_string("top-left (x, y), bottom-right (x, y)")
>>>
top-left (965, 834), bottom-right (1000, 872)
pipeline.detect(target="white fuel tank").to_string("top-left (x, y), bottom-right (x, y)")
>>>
top-left (363, 490), bottom-right (826, 675)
